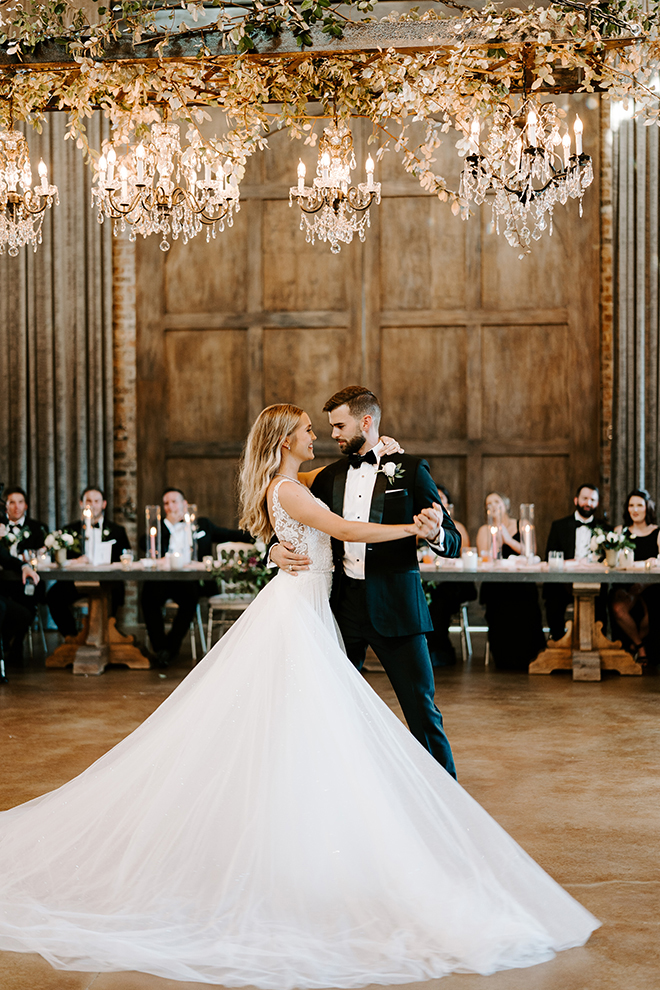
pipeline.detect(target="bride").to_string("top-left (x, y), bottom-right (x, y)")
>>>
top-left (0, 404), bottom-right (598, 988)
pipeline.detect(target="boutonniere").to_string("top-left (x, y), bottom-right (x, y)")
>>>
top-left (102, 528), bottom-right (110, 539)
top-left (378, 461), bottom-right (405, 485)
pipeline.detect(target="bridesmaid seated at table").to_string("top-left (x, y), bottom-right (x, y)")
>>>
top-left (610, 489), bottom-right (660, 667)
top-left (476, 492), bottom-right (546, 671)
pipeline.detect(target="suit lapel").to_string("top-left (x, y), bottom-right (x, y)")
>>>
top-left (332, 461), bottom-right (350, 516)
top-left (369, 470), bottom-right (387, 524)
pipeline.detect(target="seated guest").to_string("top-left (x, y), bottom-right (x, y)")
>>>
top-left (426, 485), bottom-right (475, 666)
top-left (0, 542), bottom-right (40, 666)
top-left (543, 483), bottom-right (608, 642)
top-left (140, 488), bottom-right (252, 667)
top-left (46, 486), bottom-right (131, 639)
top-left (476, 492), bottom-right (545, 671)
top-left (610, 489), bottom-right (660, 666)
top-left (0, 487), bottom-right (49, 655)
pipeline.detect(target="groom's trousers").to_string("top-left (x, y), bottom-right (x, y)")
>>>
top-left (335, 577), bottom-right (457, 779)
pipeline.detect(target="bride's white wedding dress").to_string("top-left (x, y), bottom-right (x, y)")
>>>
top-left (0, 480), bottom-right (598, 988)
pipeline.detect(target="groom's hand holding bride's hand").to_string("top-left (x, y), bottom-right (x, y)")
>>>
top-left (412, 507), bottom-right (443, 542)
top-left (270, 541), bottom-right (311, 576)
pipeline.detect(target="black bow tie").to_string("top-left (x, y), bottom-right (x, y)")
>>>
top-left (348, 449), bottom-right (378, 468)
top-left (90, 523), bottom-right (100, 529)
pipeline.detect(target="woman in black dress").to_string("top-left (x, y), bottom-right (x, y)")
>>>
top-left (610, 489), bottom-right (660, 665)
top-left (476, 492), bottom-right (546, 671)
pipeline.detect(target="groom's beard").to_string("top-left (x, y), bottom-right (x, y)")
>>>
top-left (338, 432), bottom-right (367, 456)
top-left (575, 504), bottom-right (596, 520)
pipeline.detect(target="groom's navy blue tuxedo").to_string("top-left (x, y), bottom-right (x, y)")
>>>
top-left (310, 453), bottom-right (461, 777)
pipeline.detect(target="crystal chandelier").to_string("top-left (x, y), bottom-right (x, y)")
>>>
top-left (91, 120), bottom-right (240, 251)
top-left (289, 121), bottom-right (380, 254)
top-left (458, 101), bottom-right (593, 250)
top-left (0, 127), bottom-right (58, 257)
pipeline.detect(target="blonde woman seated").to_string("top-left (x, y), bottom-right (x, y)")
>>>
top-left (476, 492), bottom-right (545, 671)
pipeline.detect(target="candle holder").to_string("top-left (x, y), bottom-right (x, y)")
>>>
top-left (519, 504), bottom-right (536, 560)
top-left (187, 503), bottom-right (198, 562)
top-left (82, 505), bottom-right (93, 559)
top-left (145, 505), bottom-right (162, 559)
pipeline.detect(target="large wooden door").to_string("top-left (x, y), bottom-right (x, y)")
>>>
top-left (137, 96), bottom-right (601, 549)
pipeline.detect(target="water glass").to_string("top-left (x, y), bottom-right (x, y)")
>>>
top-left (548, 551), bottom-right (564, 572)
top-left (120, 550), bottom-right (134, 571)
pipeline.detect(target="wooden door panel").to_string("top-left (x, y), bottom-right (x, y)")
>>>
top-left (262, 327), bottom-right (357, 417)
top-left (165, 330), bottom-right (249, 444)
top-left (262, 201), bottom-right (348, 311)
top-left (380, 326), bottom-right (467, 440)
top-left (163, 205), bottom-right (251, 315)
top-left (481, 325), bottom-right (570, 441)
top-left (425, 455), bottom-right (468, 528)
top-left (379, 198), bottom-right (467, 311)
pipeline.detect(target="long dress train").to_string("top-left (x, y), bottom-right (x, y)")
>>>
top-left (0, 481), bottom-right (599, 988)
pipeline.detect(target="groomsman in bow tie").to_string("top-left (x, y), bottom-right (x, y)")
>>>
top-left (140, 488), bottom-right (252, 668)
top-left (543, 483), bottom-right (609, 642)
top-left (270, 385), bottom-right (461, 778)
top-left (46, 486), bottom-right (131, 638)
top-left (0, 487), bottom-right (48, 664)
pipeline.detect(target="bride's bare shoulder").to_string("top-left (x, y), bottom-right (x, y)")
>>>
top-left (297, 466), bottom-right (325, 488)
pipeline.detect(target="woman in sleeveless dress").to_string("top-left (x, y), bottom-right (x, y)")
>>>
top-left (610, 489), bottom-right (660, 665)
top-left (476, 493), bottom-right (546, 671)
top-left (0, 404), bottom-right (598, 987)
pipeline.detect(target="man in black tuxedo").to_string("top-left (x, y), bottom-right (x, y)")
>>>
top-left (544, 483), bottom-right (609, 641)
top-left (140, 488), bottom-right (252, 667)
top-left (271, 386), bottom-right (461, 778)
top-left (46, 486), bottom-right (131, 638)
top-left (0, 487), bottom-right (49, 653)
top-left (0, 542), bottom-right (41, 671)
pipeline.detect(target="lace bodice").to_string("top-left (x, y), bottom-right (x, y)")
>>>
top-left (272, 478), bottom-right (333, 573)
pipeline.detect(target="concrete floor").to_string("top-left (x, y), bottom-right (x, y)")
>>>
top-left (0, 632), bottom-right (658, 990)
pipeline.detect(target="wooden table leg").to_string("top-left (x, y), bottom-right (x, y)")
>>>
top-left (529, 582), bottom-right (642, 679)
top-left (46, 583), bottom-right (150, 674)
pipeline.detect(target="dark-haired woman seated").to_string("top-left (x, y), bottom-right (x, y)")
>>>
top-left (610, 489), bottom-right (660, 666)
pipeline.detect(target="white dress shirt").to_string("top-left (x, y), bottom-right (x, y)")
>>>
top-left (342, 443), bottom-right (444, 579)
top-left (574, 511), bottom-right (594, 559)
top-left (164, 518), bottom-right (192, 563)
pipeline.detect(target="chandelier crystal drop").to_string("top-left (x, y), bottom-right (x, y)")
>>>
top-left (458, 101), bottom-right (593, 250)
top-left (289, 121), bottom-right (380, 254)
top-left (0, 128), bottom-right (58, 257)
top-left (91, 121), bottom-right (240, 251)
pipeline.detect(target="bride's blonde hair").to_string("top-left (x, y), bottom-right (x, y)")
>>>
top-left (238, 404), bottom-right (304, 540)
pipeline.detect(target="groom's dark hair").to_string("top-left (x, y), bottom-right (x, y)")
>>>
top-left (323, 386), bottom-right (381, 427)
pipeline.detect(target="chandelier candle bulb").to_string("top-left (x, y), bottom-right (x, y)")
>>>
top-left (470, 118), bottom-right (481, 153)
top-left (562, 132), bottom-right (571, 168)
top-left (135, 145), bottom-right (145, 185)
top-left (527, 109), bottom-right (538, 147)
top-left (204, 161), bottom-right (212, 185)
top-left (297, 159), bottom-right (306, 194)
top-left (119, 165), bottom-right (129, 206)
top-left (106, 148), bottom-right (116, 184)
top-left (574, 115), bottom-right (583, 155)
top-left (321, 151), bottom-right (330, 183)
top-left (38, 160), bottom-right (48, 193)
top-left (365, 155), bottom-right (374, 190)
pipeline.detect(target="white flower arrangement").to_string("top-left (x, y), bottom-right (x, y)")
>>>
top-left (44, 530), bottom-right (76, 551)
top-left (589, 526), bottom-right (635, 560)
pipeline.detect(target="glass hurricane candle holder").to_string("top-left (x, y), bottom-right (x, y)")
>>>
top-left (519, 504), bottom-right (536, 559)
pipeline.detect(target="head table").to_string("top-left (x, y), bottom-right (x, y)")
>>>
top-left (421, 559), bottom-right (660, 681)
top-left (17, 558), bottom-right (660, 679)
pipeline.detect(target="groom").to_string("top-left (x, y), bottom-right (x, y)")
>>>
top-left (271, 385), bottom-right (461, 778)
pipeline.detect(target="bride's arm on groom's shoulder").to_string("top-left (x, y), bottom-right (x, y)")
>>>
top-left (276, 481), bottom-right (420, 544)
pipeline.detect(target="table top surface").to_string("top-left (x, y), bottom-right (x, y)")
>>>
top-left (3, 559), bottom-right (657, 584)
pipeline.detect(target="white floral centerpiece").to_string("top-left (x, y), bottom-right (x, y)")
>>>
top-left (44, 530), bottom-right (80, 564)
top-left (589, 526), bottom-right (635, 565)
